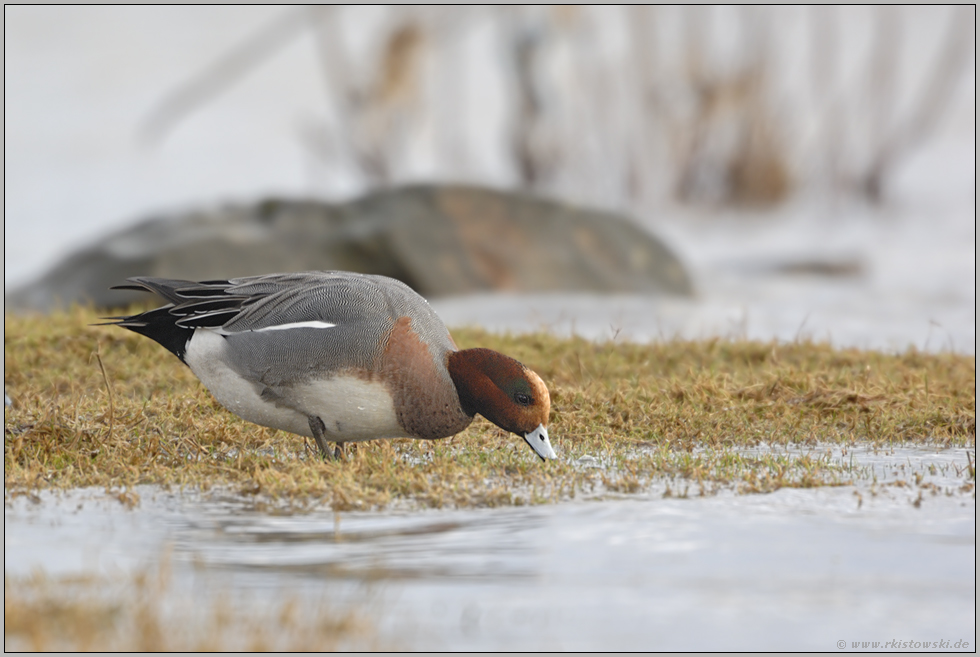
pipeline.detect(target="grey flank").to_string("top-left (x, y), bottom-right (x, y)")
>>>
top-left (188, 272), bottom-right (456, 391)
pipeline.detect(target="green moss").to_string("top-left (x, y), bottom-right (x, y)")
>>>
top-left (4, 308), bottom-right (976, 508)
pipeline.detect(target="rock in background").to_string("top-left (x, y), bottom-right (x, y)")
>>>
top-left (7, 185), bottom-right (692, 310)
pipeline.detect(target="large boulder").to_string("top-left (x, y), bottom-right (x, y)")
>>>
top-left (7, 184), bottom-right (692, 310)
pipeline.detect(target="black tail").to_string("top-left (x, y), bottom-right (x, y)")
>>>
top-left (101, 276), bottom-right (265, 362)
top-left (100, 306), bottom-right (195, 363)
top-left (100, 278), bottom-right (202, 363)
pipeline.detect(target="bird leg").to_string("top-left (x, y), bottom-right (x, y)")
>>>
top-left (308, 416), bottom-right (332, 459)
top-left (308, 416), bottom-right (347, 461)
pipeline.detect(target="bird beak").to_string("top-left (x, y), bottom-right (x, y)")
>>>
top-left (524, 424), bottom-right (557, 460)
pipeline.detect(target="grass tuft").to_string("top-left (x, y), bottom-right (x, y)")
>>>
top-left (4, 308), bottom-right (975, 507)
top-left (3, 566), bottom-right (377, 651)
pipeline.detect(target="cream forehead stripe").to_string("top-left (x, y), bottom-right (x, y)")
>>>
top-left (526, 369), bottom-right (551, 409)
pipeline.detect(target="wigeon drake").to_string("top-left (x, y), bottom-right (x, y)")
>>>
top-left (106, 271), bottom-right (556, 460)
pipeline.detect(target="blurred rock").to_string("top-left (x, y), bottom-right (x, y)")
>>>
top-left (7, 184), bottom-right (692, 310)
top-left (770, 258), bottom-right (864, 278)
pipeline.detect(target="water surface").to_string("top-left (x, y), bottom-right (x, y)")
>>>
top-left (6, 447), bottom-right (975, 650)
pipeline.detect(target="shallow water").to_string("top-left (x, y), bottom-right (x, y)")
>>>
top-left (6, 447), bottom-right (975, 650)
top-left (431, 188), bottom-right (976, 354)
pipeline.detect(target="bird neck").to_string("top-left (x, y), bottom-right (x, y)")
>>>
top-left (446, 348), bottom-right (525, 420)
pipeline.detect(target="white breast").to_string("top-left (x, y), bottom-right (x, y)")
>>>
top-left (184, 329), bottom-right (408, 442)
top-left (288, 376), bottom-right (409, 441)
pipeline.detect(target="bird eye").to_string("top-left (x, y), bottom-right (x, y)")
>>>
top-left (514, 392), bottom-right (532, 405)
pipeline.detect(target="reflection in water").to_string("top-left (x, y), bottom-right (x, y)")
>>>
top-left (190, 512), bottom-right (536, 582)
top-left (5, 447), bottom-right (976, 650)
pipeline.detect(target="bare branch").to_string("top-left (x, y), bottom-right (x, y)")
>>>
top-left (139, 8), bottom-right (308, 144)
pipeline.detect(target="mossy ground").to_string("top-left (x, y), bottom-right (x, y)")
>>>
top-left (5, 307), bottom-right (975, 508)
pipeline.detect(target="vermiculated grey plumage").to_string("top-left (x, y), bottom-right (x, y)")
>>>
top-left (107, 271), bottom-right (457, 392)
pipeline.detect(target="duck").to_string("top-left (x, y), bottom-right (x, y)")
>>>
top-left (105, 271), bottom-right (556, 461)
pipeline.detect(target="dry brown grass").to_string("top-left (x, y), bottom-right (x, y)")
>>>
top-left (4, 307), bottom-right (976, 507)
top-left (4, 566), bottom-right (376, 651)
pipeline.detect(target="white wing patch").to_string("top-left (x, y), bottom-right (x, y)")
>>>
top-left (252, 320), bottom-right (337, 332)
top-left (206, 320), bottom-right (337, 336)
